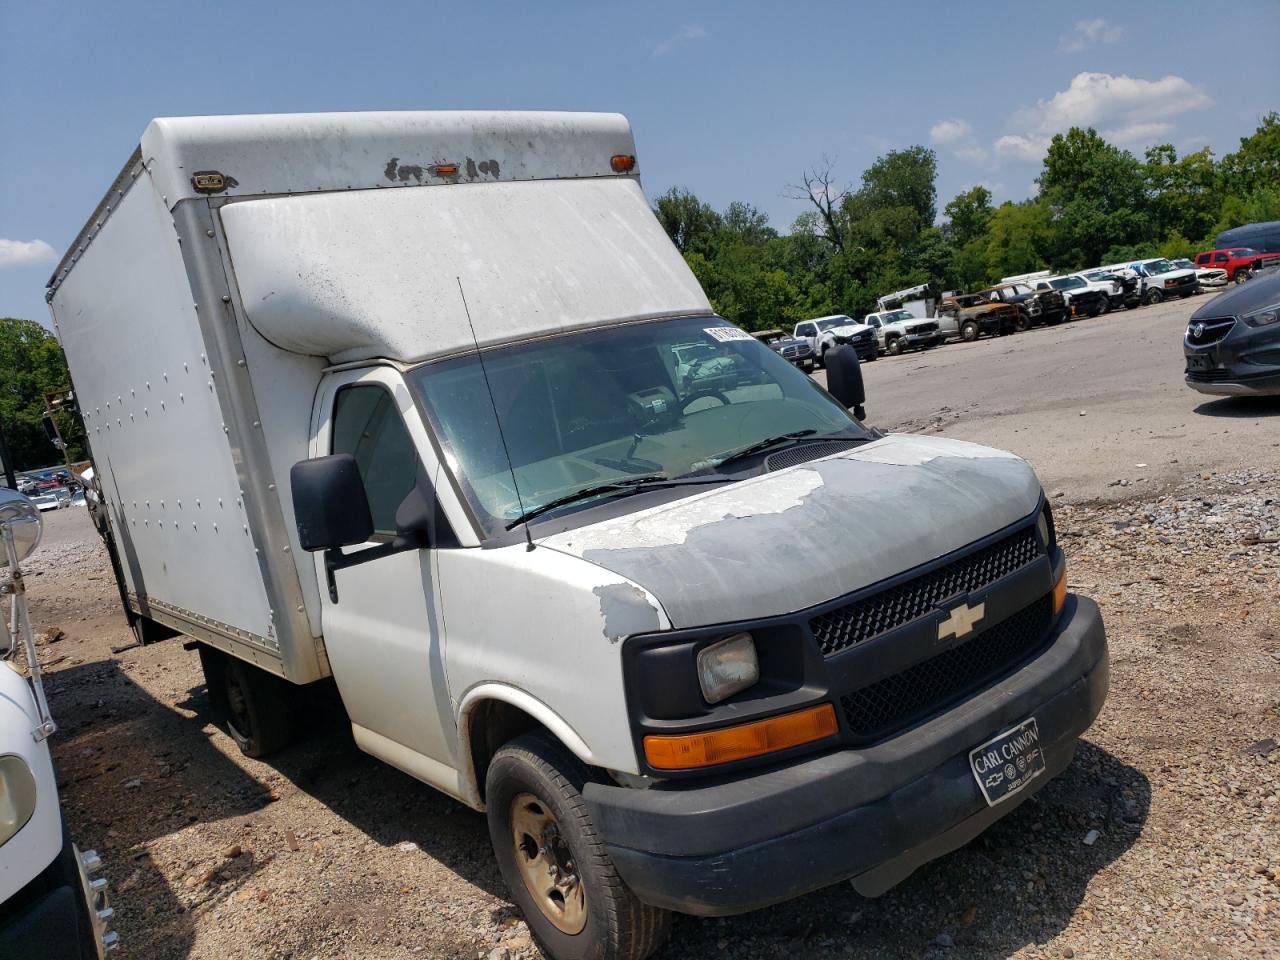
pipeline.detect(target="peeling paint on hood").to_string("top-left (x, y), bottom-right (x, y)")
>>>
top-left (542, 434), bottom-right (1042, 629)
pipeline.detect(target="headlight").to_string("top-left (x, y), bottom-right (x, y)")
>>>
top-left (0, 755), bottom-right (38, 847)
top-left (697, 633), bottom-right (759, 704)
top-left (1243, 302), bottom-right (1280, 328)
top-left (1036, 502), bottom-right (1057, 551)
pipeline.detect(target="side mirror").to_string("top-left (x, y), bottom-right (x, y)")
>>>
top-left (290, 454), bottom-right (373, 552)
top-left (823, 345), bottom-right (867, 420)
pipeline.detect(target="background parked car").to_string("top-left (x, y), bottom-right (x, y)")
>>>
top-left (1194, 248), bottom-right (1264, 284)
top-left (1034, 276), bottom-right (1108, 317)
top-left (861, 309), bottom-right (942, 355)
top-left (1215, 221), bottom-right (1280, 254)
top-left (1172, 258), bottom-right (1227, 289)
top-left (979, 282), bottom-right (1065, 327)
top-left (792, 315), bottom-right (878, 363)
top-left (1184, 270), bottom-right (1280, 396)
top-left (1069, 270), bottom-right (1131, 310)
top-left (1102, 258), bottom-right (1198, 304)
top-left (934, 294), bottom-right (1019, 341)
top-left (750, 328), bottom-right (815, 371)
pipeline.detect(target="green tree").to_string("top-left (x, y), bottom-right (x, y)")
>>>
top-left (653, 187), bottom-right (723, 255)
top-left (1218, 112), bottom-right (1280, 200)
top-left (943, 185), bottom-right (994, 246)
top-left (1143, 144), bottom-right (1220, 245)
top-left (0, 318), bottom-right (85, 471)
top-left (985, 200), bottom-right (1051, 279)
top-left (1038, 127), bottom-right (1148, 267)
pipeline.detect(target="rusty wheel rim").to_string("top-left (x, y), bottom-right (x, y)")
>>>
top-left (510, 793), bottom-right (586, 935)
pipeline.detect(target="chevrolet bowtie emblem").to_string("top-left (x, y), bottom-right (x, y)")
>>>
top-left (938, 602), bottom-right (985, 641)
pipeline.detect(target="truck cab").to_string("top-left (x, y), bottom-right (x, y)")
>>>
top-left (861, 310), bottom-right (942, 355)
top-left (1120, 258), bottom-right (1199, 304)
top-left (49, 111), bottom-right (1108, 960)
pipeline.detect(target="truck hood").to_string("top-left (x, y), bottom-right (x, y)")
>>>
top-left (541, 434), bottom-right (1042, 629)
top-left (829, 323), bottom-right (873, 337)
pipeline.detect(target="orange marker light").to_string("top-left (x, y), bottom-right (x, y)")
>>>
top-left (432, 163), bottom-right (459, 176)
top-left (610, 154), bottom-right (637, 173)
top-left (644, 703), bottom-right (839, 771)
top-left (1052, 567), bottom-right (1068, 617)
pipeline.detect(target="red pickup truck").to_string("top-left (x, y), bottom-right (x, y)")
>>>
top-left (1194, 248), bottom-right (1264, 283)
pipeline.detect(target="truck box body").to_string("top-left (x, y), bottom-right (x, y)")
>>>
top-left (49, 111), bottom-right (707, 684)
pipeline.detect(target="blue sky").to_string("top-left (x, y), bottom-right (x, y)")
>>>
top-left (2, 1), bottom-right (1277, 325)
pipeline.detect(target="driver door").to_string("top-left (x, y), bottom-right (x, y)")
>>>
top-left (310, 367), bottom-right (460, 788)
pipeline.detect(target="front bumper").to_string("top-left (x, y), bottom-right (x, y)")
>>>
top-left (585, 595), bottom-right (1108, 916)
top-left (834, 337), bottom-right (877, 360)
top-left (1185, 323), bottom-right (1280, 396)
top-left (0, 837), bottom-right (115, 960)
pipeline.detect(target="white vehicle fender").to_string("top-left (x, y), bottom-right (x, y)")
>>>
top-left (456, 682), bottom-right (597, 807)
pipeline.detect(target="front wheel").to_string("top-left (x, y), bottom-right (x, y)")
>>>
top-left (960, 321), bottom-right (979, 342)
top-left (885, 336), bottom-right (904, 356)
top-left (486, 734), bottom-right (672, 960)
top-left (1145, 289), bottom-right (1164, 305)
top-left (1097, 297), bottom-right (1110, 315)
top-left (1234, 269), bottom-right (1252, 285)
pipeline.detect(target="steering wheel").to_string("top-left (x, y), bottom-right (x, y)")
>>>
top-left (680, 389), bottom-right (730, 412)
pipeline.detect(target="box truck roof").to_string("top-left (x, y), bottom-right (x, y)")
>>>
top-left (50, 111), bottom-right (711, 363)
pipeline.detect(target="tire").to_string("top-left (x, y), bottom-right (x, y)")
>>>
top-left (960, 320), bottom-right (979, 342)
top-left (200, 647), bottom-right (298, 758)
top-left (1145, 289), bottom-right (1164, 305)
top-left (486, 734), bottom-right (672, 960)
top-left (1097, 297), bottom-right (1110, 315)
top-left (1234, 269), bottom-right (1252, 285)
top-left (1014, 311), bottom-right (1030, 333)
top-left (885, 336), bottom-right (904, 356)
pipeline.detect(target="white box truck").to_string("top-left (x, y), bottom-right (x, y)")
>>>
top-left (49, 111), bottom-right (1108, 960)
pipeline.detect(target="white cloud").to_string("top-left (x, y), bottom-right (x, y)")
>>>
top-left (1014, 72), bottom-right (1212, 135)
top-left (0, 238), bottom-right (57, 269)
top-left (1059, 18), bottom-right (1124, 53)
top-left (955, 143), bottom-right (989, 163)
top-left (992, 72), bottom-right (1213, 164)
top-left (653, 24), bottom-right (706, 57)
top-left (994, 134), bottom-right (1050, 163)
top-left (930, 118), bottom-right (974, 144)
top-left (1101, 121), bottom-right (1175, 147)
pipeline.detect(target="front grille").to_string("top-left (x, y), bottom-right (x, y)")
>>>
top-left (1186, 368), bottom-right (1235, 383)
top-left (810, 525), bottom-right (1040, 657)
top-left (782, 346), bottom-right (799, 358)
top-left (1186, 318), bottom-right (1235, 346)
top-left (839, 595), bottom-right (1054, 742)
top-left (765, 439), bottom-right (862, 471)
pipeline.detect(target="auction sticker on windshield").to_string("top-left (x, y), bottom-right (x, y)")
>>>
top-left (969, 718), bottom-right (1045, 807)
top-left (704, 326), bottom-right (753, 342)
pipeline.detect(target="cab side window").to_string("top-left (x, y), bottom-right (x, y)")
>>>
top-left (1197, 254), bottom-right (1210, 266)
top-left (1214, 252), bottom-right (1229, 263)
top-left (332, 385), bottom-right (418, 538)
top-left (796, 323), bottom-right (816, 337)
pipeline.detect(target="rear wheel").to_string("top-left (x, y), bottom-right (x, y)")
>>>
top-left (960, 320), bottom-right (979, 342)
top-left (486, 734), bottom-right (672, 960)
top-left (200, 646), bottom-right (298, 758)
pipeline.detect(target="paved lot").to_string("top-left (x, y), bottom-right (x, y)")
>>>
top-left (18, 294), bottom-right (1280, 960)
top-left (818, 296), bottom-right (1280, 502)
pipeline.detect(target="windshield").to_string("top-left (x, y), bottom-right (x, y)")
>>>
top-left (814, 316), bottom-right (853, 331)
top-left (882, 310), bottom-right (915, 323)
top-left (1144, 259), bottom-right (1176, 275)
top-left (409, 317), bottom-right (868, 536)
top-left (1230, 248), bottom-right (1258, 257)
top-left (1050, 277), bottom-right (1085, 290)
top-left (1009, 284), bottom-right (1033, 296)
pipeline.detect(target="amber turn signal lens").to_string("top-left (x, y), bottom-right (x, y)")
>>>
top-left (1052, 567), bottom-right (1068, 617)
top-left (432, 163), bottom-right (459, 176)
top-left (644, 703), bottom-right (839, 771)
top-left (610, 154), bottom-right (637, 173)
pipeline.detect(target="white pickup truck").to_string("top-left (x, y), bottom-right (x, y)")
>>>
top-left (0, 489), bottom-right (115, 959)
top-left (50, 111), bottom-right (1108, 960)
top-left (792, 315), bottom-right (878, 364)
top-left (861, 309), bottom-right (943, 355)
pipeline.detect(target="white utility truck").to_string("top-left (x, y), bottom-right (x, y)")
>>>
top-left (0, 489), bottom-right (116, 959)
top-left (50, 111), bottom-right (1108, 960)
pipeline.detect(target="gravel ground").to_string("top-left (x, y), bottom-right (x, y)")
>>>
top-left (13, 320), bottom-right (1280, 959)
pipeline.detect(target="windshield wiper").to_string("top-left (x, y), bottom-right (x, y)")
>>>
top-left (708, 429), bottom-right (820, 469)
top-left (504, 473), bottom-right (731, 530)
